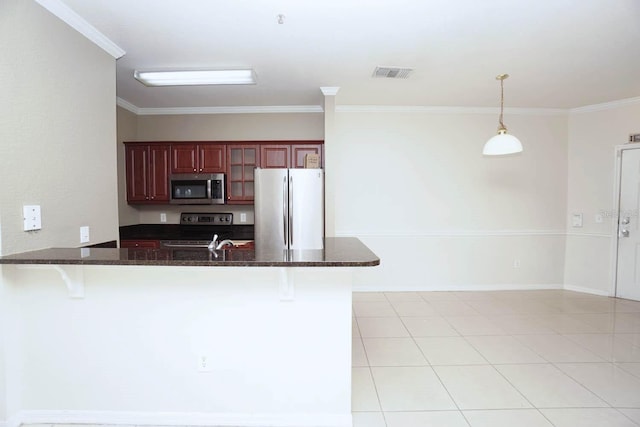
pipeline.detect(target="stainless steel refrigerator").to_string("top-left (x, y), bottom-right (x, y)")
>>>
top-left (254, 168), bottom-right (324, 252)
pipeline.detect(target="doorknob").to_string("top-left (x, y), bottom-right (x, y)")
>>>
top-left (620, 228), bottom-right (630, 238)
top-left (621, 216), bottom-right (631, 225)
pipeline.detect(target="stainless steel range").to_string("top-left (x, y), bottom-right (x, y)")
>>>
top-left (160, 213), bottom-right (234, 249)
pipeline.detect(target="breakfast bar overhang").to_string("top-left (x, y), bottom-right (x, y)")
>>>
top-left (0, 238), bottom-right (379, 427)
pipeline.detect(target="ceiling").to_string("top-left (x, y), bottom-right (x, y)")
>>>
top-left (59, 0), bottom-right (640, 110)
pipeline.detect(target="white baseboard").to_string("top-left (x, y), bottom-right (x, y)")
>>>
top-left (563, 284), bottom-right (611, 297)
top-left (352, 283), bottom-right (564, 292)
top-left (10, 410), bottom-right (352, 427)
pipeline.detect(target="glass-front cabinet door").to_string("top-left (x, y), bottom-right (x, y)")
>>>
top-left (227, 144), bottom-right (258, 204)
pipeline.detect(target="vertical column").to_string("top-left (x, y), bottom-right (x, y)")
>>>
top-left (321, 87), bottom-right (340, 237)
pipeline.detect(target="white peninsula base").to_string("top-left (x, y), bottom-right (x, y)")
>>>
top-left (1, 265), bottom-right (355, 427)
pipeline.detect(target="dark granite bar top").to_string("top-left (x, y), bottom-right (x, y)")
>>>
top-left (0, 237), bottom-right (380, 267)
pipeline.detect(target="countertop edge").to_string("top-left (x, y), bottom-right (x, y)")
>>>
top-left (0, 259), bottom-right (380, 267)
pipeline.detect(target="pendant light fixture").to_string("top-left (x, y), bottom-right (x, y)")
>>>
top-left (483, 74), bottom-right (523, 156)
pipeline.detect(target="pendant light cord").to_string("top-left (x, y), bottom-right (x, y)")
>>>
top-left (499, 77), bottom-right (505, 130)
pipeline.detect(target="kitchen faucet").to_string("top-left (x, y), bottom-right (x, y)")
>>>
top-left (215, 239), bottom-right (235, 250)
top-left (207, 234), bottom-right (235, 250)
top-left (207, 234), bottom-right (219, 251)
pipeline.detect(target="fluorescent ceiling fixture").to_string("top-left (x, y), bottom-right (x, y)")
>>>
top-left (134, 69), bottom-right (257, 86)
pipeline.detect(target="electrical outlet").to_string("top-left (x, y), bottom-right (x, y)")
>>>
top-left (160, 213), bottom-right (167, 223)
top-left (240, 213), bottom-right (247, 223)
top-left (197, 355), bottom-right (212, 372)
top-left (80, 226), bottom-right (90, 243)
top-left (513, 259), bottom-right (521, 268)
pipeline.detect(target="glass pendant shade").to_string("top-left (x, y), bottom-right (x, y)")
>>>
top-left (483, 128), bottom-right (523, 155)
top-left (483, 74), bottom-right (522, 156)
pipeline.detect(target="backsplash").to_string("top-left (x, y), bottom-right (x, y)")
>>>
top-left (135, 205), bottom-right (255, 225)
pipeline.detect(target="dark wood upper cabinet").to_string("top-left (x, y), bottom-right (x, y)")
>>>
top-left (171, 143), bottom-right (226, 174)
top-left (125, 140), bottom-right (322, 205)
top-left (260, 145), bottom-right (291, 168)
top-left (292, 144), bottom-right (323, 168)
top-left (227, 144), bottom-right (259, 204)
top-left (199, 144), bottom-right (226, 173)
top-left (125, 143), bottom-right (170, 203)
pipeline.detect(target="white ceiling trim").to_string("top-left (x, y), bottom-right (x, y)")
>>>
top-left (116, 97), bottom-right (640, 117)
top-left (116, 98), bottom-right (140, 115)
top-left (35, 0), bottom-right (125, 59)
top-left (118, 101), bottom-right (325, 116)
top-left (569, 96), bottom-right (640, 114)
top-left (336, 105), bottom-right (568, 116)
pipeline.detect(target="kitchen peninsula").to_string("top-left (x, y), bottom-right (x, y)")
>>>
top-left (0, 238), bottom-right (379, 427)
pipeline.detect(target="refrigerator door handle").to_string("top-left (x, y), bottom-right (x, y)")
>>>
top-left (289, 175), bottom-right (294, 246)
top-left (283, 175), bottom-right (288, 246)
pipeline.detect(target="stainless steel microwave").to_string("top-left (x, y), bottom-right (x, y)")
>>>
top-left (170, 173), bottom-right (225, 204)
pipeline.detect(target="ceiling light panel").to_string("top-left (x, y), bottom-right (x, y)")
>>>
top-left (134, 69), bottom-right (257, 86)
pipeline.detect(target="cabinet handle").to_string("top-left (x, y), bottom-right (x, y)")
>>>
top-left (193, 168), bottom-right (196, 172)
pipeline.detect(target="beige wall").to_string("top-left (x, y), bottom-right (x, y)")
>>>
top-left (334, 110), bottom-right (569, 290)
top-left (0, 0), bottom-right (119, 256)
top-left (0, 0), bottom-right (119, 422)
top-left (564, 102), bottom-right (640, 294)
top-left (135, 113), bottom-right (323, 141)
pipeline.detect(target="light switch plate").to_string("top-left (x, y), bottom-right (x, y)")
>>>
top-left (23, 205), bottom-right (42, 231)
top-left (80, 226), bottom-right (90, 243)
top-left (572, 213), bottom-right (583, 228)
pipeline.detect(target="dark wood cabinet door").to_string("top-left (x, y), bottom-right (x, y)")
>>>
top-left (292, 144), bottom-right (323, 168)
top-left (199, 144), bottom-right (226, 173)
top-left (148, 144), bottom-right (170, 202)
top-left (120, 239), bottom-right (160, 249)
top-left (171, 143), bottom-right (198, 173)
top-left (260, 145), bottom-right (291, 168)
top-left (227, 145), bottom-right (259, 204)
top-left (126, 145), bottom-right (148, 202)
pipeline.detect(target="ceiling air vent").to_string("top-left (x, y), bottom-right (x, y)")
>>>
top-left (372, 66), bottom-right (413, 79)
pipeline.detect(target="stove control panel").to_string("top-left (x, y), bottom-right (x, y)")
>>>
top-left (180, 213), bottom-right (233, 225)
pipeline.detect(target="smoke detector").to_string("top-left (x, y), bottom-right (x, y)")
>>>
top-left (372, 66), bottom-right (413, 79)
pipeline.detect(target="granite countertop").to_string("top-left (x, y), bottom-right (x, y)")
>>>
top-left (0, 237), bottom-right (380, 267)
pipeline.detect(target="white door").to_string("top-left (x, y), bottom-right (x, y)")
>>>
top-left (616, 148), bottom-right (640, 300)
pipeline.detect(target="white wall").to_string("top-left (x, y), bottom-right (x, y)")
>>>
top-left (0, 0), bottom-right (119, 256)
top-left (564, 101), bottom-right (640, 295)
top-left (333, 109), bottom-right (569, 290)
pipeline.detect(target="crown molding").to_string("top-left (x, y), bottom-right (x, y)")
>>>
top-left (35, 0), bottom-right (125, 59)
top-left (569, 96), bottom-right (640, 114)
top-left (116, 97), bottom-right (640, 117)
top-left (116, 97), bottom-right (140, 114)
top-left (335, 105), bottom-right (568, 115)
top-left (320, 87), bottom-right (340, 96)
top-left (117, 102), bottom-right (324, 116)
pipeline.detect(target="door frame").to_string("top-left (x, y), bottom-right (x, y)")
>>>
top-left (610, 144), bottom-right (640, 296)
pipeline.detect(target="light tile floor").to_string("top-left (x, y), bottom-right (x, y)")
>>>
top-left (352, 290), bottom-right (640, 426)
